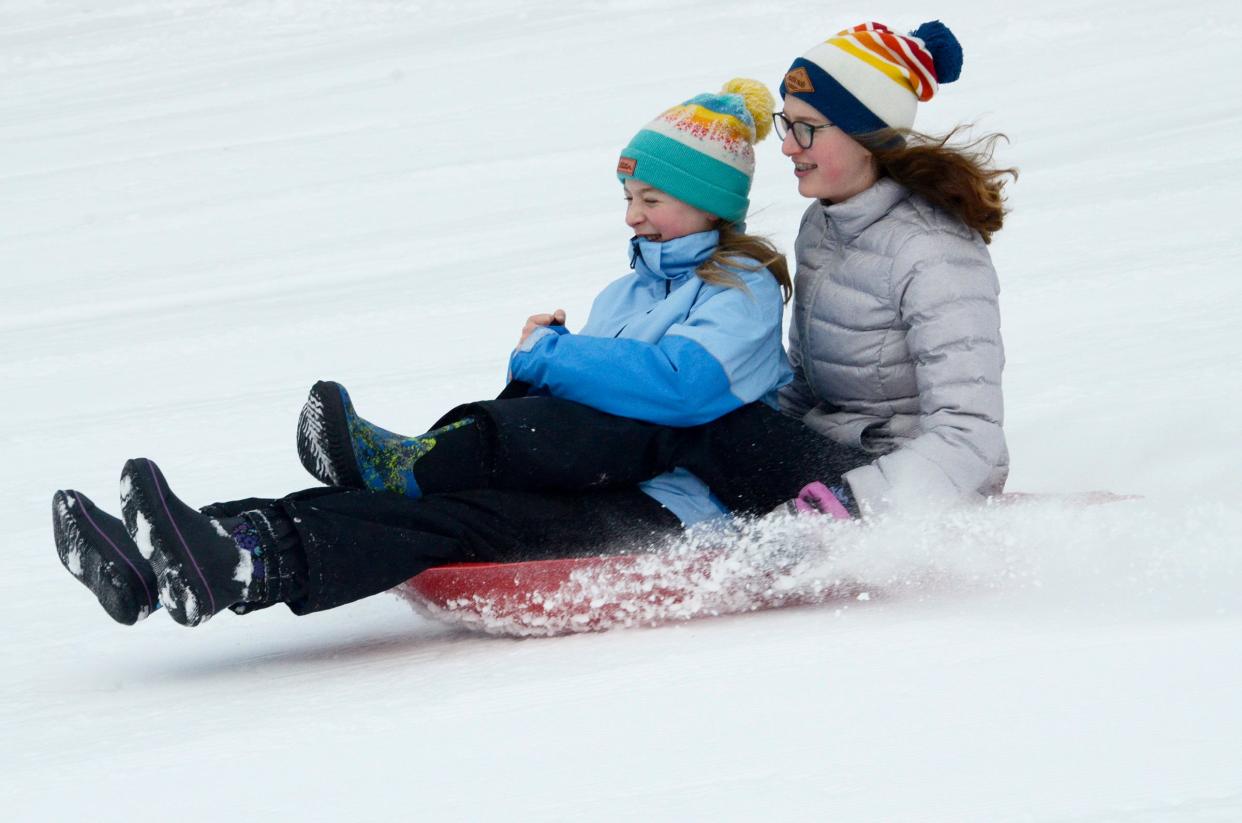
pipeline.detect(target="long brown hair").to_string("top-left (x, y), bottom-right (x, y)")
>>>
top-left (695, 224), bottom-right (793, 303)
top-left (862, 126), bottom-right (1018, 244)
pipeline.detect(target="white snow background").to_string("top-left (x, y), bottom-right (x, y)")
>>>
top-left (3, 0), bottom-right (1241, 820)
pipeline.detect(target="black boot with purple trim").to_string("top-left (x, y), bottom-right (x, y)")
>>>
top-left (52, 489), bottom-right (161, 625)
top-left (119, 458), bottom-right (304, 627)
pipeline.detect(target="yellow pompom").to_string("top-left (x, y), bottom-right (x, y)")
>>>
top-left (721, 77), bottom-right (775, 143)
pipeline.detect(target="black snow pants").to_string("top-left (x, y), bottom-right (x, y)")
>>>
top-left (203, 486), bottom-right (680, 615)
top-left (427, 397), bottom-right (873, 517)
top-left (199, 397), bottom-right (866, 616)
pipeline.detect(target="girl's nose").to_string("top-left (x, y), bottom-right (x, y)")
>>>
top-left (625, 203), bottom-right (643, 227)
top-left (781, 130), bottom-right (801, 157)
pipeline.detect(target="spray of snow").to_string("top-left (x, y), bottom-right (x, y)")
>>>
top-left (782, 496), bottom-right (1242, 618)
top-left (398, 496), bottom-right (1242, 637)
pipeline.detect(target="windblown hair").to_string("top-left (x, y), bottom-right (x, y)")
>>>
top-left (863, 126), bottom-right (1018, 244)
top-left (696, 224), bottom-right (793, 303)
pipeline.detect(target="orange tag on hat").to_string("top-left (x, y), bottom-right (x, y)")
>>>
top-left (617, 156), bottom-right (637, 175)
top-left (784, 67), bottom-right (815, 93)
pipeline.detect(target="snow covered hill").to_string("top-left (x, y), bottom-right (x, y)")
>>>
top-left (3, 1), bottom-right (1240, 819)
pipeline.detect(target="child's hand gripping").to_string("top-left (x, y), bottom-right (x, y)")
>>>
top-left (517, 309), bottom-right (566, 349)
top-left (501, 309), bottom-right (566, 401)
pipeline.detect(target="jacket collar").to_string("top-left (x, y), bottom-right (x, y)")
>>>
top-left (819, 177), bottom-right (911, 243)
top-left (629, 230), bottom-right (719, 283)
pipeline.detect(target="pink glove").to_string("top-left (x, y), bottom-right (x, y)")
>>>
top-left (791, 481), bottom-right (853, 519)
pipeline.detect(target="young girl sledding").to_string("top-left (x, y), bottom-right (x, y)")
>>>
top-left (53, 78), bottom-right (820, 627)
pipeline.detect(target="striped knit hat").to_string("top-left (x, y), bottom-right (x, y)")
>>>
top-left (779, 21), bottom-right (964, 137)
top-left (617, 78), bottom-right (774, 224)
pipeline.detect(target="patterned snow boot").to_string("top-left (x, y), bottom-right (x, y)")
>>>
top-left (53, 490), bottom-right (160, 625)
top-left (296, 380), bottom-right (475, 496)
top-left (119, 458), bottom-right (300, 627)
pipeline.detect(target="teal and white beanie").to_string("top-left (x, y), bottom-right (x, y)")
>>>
top-left (616, 78), bottom-right (775, 224)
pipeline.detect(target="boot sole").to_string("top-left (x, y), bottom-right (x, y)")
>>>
top-left (53, 490), bottom-right (157, 625)
top-left (120, 459), bottom-right (218, 627)
top-left (297, 380), bottom-right (365, 488)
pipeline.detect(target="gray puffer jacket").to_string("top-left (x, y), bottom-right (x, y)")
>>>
top-left (779, 177), bottom-right (1008, 512)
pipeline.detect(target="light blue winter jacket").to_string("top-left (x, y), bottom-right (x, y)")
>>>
top-left (509, 229), bottom-right (793, 525)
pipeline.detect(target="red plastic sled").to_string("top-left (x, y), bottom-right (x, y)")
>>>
top-left (396, 491), bottom-right (1135, 636)
top-left (395, 545), bottom-right (857, 636)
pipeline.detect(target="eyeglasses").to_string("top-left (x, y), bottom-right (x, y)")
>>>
top-left (772, 112), bottom-right (835, 149)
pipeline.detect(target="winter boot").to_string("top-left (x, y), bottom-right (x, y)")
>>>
top-left (119, 458), bottom-right (301, 627)
top-left (53, 490), bottom-right (160, 625)
top-left (296, 380), bottom-right (477, 496)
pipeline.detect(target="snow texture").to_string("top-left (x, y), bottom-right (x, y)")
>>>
top-left (129, 506), bottom-right (156, 562)
top-left (63, 546), bottom-right (83, 579)
top-left (212, 516), bottom-right (254, 601)
top-left (4, 1), bottom-right (1241, 820)
top-left (403, 498), bottom-right (1242, 636)
top-left (55, 496), bottom-right (85, 579)
top-left (158, 562), bottom-right (201, 627)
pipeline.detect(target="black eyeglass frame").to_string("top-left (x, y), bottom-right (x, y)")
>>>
top-left (772, 112), bottom-right (836, 149)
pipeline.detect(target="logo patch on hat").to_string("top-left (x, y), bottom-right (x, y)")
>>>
top-left (784, 67), bottom-right (815, 94)
top-left (617, 156), bottom-right (637, 175)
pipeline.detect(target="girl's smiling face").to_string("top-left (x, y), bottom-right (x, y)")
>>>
top-left (780, 95), bottom-right (878, 203)
top-left (623, 178), bottom-right (717, 242)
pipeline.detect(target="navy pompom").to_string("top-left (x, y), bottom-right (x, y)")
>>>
top-left (912, 20), bottom-right (963, 84)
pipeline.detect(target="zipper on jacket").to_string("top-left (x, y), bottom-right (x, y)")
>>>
top-left (798, 214), bottom-right (833, 401)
